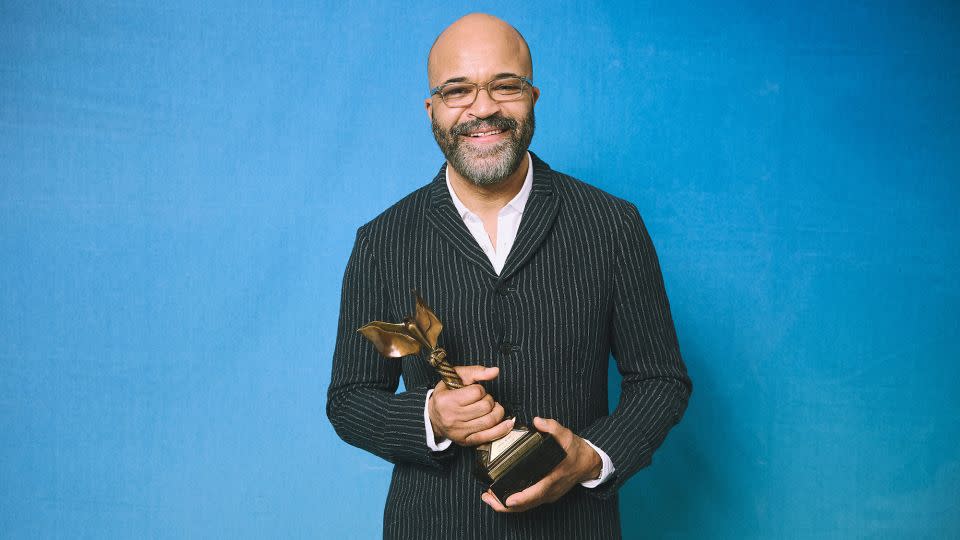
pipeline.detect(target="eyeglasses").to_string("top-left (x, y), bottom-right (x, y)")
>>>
top-left (429, 76), bottom-right (533, 108)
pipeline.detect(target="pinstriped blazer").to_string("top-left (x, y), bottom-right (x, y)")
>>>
top-left (327, 153), bottom-right (691, 539)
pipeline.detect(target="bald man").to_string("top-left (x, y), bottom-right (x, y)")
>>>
top-left (328, 13), bottom-right (691, 539)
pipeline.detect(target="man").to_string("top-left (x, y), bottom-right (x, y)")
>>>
top-left (327, 13), bottom-right (691, 539)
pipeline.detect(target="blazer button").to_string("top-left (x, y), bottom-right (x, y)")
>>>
top-left (499, 342), bottom-right (513, 355)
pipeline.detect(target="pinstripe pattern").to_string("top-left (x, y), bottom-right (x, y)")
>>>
top-left (327, 153), bottom-right (692, 539)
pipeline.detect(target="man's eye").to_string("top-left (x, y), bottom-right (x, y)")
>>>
top-left (444, 86), bottom-right (472, 97)
top-left (492, 78), bottom-right (524, 92)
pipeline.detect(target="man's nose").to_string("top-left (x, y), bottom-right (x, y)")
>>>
top-left (466, 86), bottom-right (502, 119)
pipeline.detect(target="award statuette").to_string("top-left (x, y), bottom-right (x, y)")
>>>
top-left (358, 291), bottom-right (567, 505)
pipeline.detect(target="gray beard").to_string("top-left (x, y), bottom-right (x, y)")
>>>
top-left (431, 111), bottom-right (535, 186)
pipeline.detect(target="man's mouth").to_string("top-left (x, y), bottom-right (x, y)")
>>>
top-left (464, 129), bottom-right (505, 138)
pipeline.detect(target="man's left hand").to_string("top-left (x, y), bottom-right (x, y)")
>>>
top-left (480, 416), bottom-right (602, 513)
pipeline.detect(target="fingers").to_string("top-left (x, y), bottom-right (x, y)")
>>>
top-left (454, 365), bottom-right (499, 385)
top-left (430, 383), bottom-right (506, 445)
top-left (505, 479), bottom-right (549, 509)
top-left (449, 400), bottom-right (502, 431)
top-left (481, 476), bottom-right (555, 513)
top-left (481, 490), bottom-right (509, 512)
top-left (534, 416), bottom-right (573, 448)
top-left (477, 418), bottom-right (586, 513)
top-left (453, 403), bottom-right (507, 443)
top-left (533, 416), bottom-right (560, 434)
top-left (437, 386), bottom-right (492, 413)
top-left (458, 393), bottom-right (496, 417)
top-left (464, 416), bottom-right (515, 446)
top-left (434, 383), bottom-right (484, 405)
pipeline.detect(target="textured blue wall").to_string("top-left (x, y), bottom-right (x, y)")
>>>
top-left (2, 1), bottom-right (958, 538)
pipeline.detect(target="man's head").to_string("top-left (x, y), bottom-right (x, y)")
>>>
top-left (425, 13), bottom-right (540, 186)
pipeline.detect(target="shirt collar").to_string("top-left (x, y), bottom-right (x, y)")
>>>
top-left (445, 152), bottom-right (534, 219)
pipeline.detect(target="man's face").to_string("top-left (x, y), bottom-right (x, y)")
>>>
top-left (430, 99), bottom-right (535, 187)
top-left (425, 24), bottom-right (539, 186)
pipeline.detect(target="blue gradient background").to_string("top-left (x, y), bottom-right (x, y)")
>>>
top-left (2, 1), bottom-right (958, 538)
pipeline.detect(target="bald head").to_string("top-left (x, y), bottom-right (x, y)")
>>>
top-left (427, 13), bottom-right (533, 87)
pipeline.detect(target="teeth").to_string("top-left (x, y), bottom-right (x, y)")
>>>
top-left (468, 130), bottom-right (503, 137)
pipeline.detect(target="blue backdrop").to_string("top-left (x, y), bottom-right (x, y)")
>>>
top-left (2, 1), bottom-right (958, 538)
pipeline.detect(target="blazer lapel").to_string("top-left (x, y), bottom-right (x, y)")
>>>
top-left (425, 164), bottom-right (498, 275)
top-left (498, 153), bottom-right (561, 282)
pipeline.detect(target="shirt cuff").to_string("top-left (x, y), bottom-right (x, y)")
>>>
top-left (424, 389), bottom-right (453, 451)
top-left (579, 439), bottom-right (615, 488)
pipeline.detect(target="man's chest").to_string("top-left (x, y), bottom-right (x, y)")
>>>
top-left (385, 219), bottom-right (615, 375)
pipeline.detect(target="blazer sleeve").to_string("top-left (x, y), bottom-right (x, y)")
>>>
top-left (326, 226), bottom-right (453, 469)
top-left (579, 202), bottom-right (692, 498)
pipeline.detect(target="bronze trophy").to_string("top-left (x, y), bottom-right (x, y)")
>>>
top-left (358, 291), bottom-right (566, 505)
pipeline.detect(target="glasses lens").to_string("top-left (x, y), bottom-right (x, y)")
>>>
top-left (489, 78), bottom-right (525, 101)
top-left (441, 83), bottom-right (477, 106)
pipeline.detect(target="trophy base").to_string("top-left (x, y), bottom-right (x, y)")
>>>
top-left (475, 428), bottom-right (566, 506)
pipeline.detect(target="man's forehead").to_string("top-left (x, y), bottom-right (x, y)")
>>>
top-left (429, 42), bottom-right (529, 84)
top-left (427, 14), bottom-right (532, 85)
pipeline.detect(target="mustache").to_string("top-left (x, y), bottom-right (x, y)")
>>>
top-left (450, 115), bottom-right (518, 137)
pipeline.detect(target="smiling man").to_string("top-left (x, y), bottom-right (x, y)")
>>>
top-left (328, 13), bottom-right (691, 539)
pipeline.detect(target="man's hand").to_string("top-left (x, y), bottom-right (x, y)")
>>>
top-left (481, 416), bottom-right (602, 513)
top-left (428, 366), bottom-right (515, 446)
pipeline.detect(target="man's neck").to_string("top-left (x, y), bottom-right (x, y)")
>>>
top-left (447, 153), bottom-right (530, 217)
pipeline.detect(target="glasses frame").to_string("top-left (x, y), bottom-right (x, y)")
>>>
top-left (429, 76), bottom-right (534, 108)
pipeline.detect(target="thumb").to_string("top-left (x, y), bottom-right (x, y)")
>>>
top-left (454, 365), bottom-right (499, 385)
top-left (533, 416), bottom-right (561, 434)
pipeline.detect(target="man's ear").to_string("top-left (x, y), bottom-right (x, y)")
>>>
top-left (530, 86), bottom-right (541, 106)
top-left (424, 98), bottom-right (433, 122)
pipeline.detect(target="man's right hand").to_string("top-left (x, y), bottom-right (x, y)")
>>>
top-left (428, 365), bottom-right (514, 447)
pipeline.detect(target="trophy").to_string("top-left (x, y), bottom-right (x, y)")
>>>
top-left (358, 291), bottom-right (566, 505)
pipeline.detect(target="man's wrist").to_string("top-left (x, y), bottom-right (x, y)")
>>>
top-left (424, 389), bottom-right (452, 451)
top-left (580, 441), bottom-right (603, 482)
top-left (426, 389), bottom-right (443, 439)
top-left (579, 438), bottom-right (615, 488)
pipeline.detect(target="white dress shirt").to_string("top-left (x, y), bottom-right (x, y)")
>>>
top-left (423, 153), bottom-right (615, 488)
